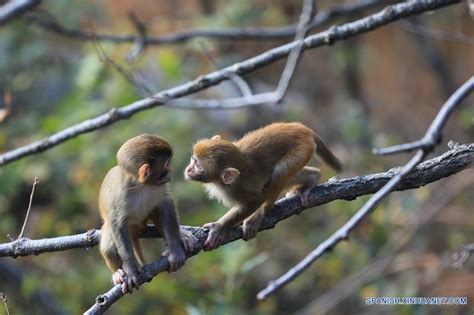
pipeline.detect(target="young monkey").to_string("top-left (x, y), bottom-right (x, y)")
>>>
top-left (99, 134), bottom-right (196, 293)
top-left (184, 122), bottom-right (342, 251)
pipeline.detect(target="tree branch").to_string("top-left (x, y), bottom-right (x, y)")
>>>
top-left (0, 0), bottom-right (460, 167)
top-left (27, 0), bottom-right (388, 45)
top-left (257, 76), bottom-right (474, 299)
top-left (0, 0), bottom-right (41, 26)
top-left (0, 144), bottom-right (470, 253)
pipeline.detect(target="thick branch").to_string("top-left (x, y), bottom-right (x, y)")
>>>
top-left (1, 143), bottom-right (472, 260)
top-left (0, 0), bottom-right (41, 25)
top-left (0, 0), bottom-right (460, 166)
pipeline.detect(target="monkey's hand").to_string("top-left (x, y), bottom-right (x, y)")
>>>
top-left (242, 212), bottom-right (263, 241)
top-left (179, 228), bottom-right (197, 254)
top-left (163, 245), bottom-right (186, 272)
top-left (202, 222), bottom-right (227, 251)
top-left (121, 262), bottom-right (142, 294)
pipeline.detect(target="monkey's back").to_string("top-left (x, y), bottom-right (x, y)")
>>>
top-left (235, 122), bottom-right (315, 171)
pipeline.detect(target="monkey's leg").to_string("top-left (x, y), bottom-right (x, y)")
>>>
top-left (268, 144), bottom-right (314, 194)
top-left (110, 220), bottom-right (142, 293)
top-left (241, 146), bottom-right (314, 239)
top-left (132, 238), bottom-right (146, 267)
top-left (100, 224), bottom-right (125, 285)
top-left (130, 225), bottom-right (147, 267)
top-left (285, 166), bottom-right (321, 206)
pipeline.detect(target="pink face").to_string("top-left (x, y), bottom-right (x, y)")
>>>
top-left (184, 156), bottom-right (204, 182)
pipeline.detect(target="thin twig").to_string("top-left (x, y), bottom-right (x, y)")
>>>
top-left (274, 0), bottom-right (315, 103)
top-left (257, 76), bottom-right (474, 300)
top-left (18, 177), bottom-right (39, 239)
top-left (0, 0), bottom-right (461, 166)
top-left (0, 292), bottom-right (10, 315)
top-left (125, 11), bottom-right (148, 62)
top-left (0, 293), bottom-right (9, 315)
top-left (198, 41), bottom-right (252, 97)
top-left (26, 0), bottom-right (389, 45)
top-left (88, 24), bottom-right (154, 97)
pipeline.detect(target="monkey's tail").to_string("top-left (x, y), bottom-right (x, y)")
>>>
top-left (313, 133), bottom-right (343, 173)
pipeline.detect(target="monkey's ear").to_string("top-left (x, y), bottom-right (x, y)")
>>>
top-left (221, 167), bottom-right (240, 185)
top-left (138, 163), bottom-right (151, 183)
top-left (211, 135), bottom-right (221, 140)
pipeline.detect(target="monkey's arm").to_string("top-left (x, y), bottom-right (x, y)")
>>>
top-left (203, 203), bottom-right (258, 250)
top-left (109, 216), bottom-right (141, 292)
top-left (154, 199), bottom-right (188, 272)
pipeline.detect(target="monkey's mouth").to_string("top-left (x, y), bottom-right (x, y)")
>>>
top-left (157, 169), bottom-right (173, 184)
top-left (185, 173), bottom-right (206, 182)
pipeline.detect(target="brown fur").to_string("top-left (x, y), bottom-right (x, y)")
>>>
top-left (99, 134), bottom-right (196, 293)
top-left (184, 122), bottom-right (342, 250)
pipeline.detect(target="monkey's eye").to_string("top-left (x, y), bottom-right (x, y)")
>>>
top-left (195, 161), bottom-right (201, 170)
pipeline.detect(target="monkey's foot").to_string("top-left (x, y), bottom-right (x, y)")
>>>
top-left (179, 227), bottom-right (197, 253)
top-left (242, 212), bottom-right (263, 240)
top-left (112, 269), bottom-right (126, 285)
top-left (202, 222), bottom-right (226, 251)
top-left (121, 265), bottom-right (142, 294)
top-left (286, 187), bottom-right (313, 207)
top-left (162, 247), bottom-right (186, 272)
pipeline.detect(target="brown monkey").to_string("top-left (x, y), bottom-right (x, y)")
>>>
top-left (99, 134), bottom-right (196, 293)
top-left (184, 122), bottom-right (342, 250)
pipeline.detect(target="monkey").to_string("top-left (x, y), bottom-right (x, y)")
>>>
top-left (99, 134), bottom-right (196, 293)
top-left (184, 122), bottom-right (342, 251)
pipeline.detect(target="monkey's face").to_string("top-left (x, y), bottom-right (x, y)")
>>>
top-left (184, 156), bottom-right (208, 182)
top-left (147, 156), bottom-right (173, 185)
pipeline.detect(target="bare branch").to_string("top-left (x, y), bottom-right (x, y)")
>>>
top-left (257, 76), bottom-right (474, 299)
top-left (0, 0), bottom-right (41, 25)
top-left (0, 0), bottom-right (460, 167)
top-left (27, 0), bottom-right (388, 45)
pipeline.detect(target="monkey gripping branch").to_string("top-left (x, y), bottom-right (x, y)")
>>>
top-left (0, 143), bottom-right (472, 313)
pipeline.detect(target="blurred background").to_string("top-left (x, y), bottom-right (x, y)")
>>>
top-left (0, 0), bottom-right (473, 314)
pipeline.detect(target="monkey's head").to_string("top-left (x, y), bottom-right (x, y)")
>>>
top-left (185, 135), bottom-right (246, 185)
top-left (117, 134), bottom-right (173, 185)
